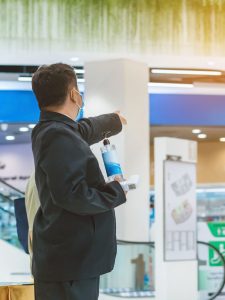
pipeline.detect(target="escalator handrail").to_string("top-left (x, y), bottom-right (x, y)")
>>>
top-left (116, 239), bottom-right (225, 300)
top-left (0, 178), bottom-right (24, 195)
top-left (117, 239), bottom-right (154, 247)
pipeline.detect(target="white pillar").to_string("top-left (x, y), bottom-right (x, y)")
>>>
top-left (154, 137), bottom-right (198, 300)
top-left (84, 59), bottom-right (150, 242)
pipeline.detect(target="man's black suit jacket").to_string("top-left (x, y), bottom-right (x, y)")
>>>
top-left (31, 111), bottom-right (126, 281)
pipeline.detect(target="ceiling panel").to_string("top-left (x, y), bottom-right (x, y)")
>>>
top-left (150, 126), bottom-right (225, 144)
top-left (0, 124), bottom-right (33, 145)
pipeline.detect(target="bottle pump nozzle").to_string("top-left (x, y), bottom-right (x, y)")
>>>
top-left (103, 138), bottom-right (110, 146)
top-left (103, 131), bottom-right (111, 146)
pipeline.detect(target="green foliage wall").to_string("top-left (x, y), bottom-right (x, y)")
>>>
top-left (0, 0), bottom-right (225, 55)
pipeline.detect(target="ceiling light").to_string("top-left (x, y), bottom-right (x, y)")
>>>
top-left (220, 137), bottom-right (225, 142)
top-left (192, 129), bottom-right (201, 134)
top-left (198, 133), bottom-right (207, 139)
top-left (148, 82), bottom-right (194, 88)
top-left (70, 57), bottom-right (79, 62)
top-left (28, 124), bottom-right (36, 129)
top-left (151, 69), bottom-right (222, 76)
top-left (19, 127), bottom-right (29, 132)
top-left (18, 76), bottom-right (32, 82)
top-left (5, 135), bottom-right (15, 141)
top-left (0, 123), bottom-right (8, 131)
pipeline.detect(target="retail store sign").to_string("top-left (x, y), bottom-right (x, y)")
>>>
top-left (208, 223), bottom-right (225, 266)
top-left (208, 223), bottom-right (225, 238)
top-left (198, 222), bottom-right (225, 297)
top-left (209, 241), bottom-right (225, 267)
top-left (164, 160), bottom-right (197, 261)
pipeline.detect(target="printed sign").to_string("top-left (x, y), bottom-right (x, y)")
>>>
top-left (164, 160), bottom-right (197, 261)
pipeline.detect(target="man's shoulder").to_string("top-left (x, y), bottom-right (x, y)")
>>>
top-left (33, 121), bottom-right (77, 141)
top-left (32, 121), bottom-right (85, 154)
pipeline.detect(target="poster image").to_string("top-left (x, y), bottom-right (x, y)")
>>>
top-left (164, 160), bottom-right (197, 261)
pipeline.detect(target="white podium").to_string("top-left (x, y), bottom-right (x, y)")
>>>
top-left (154, 137), bottom-right (198, 300)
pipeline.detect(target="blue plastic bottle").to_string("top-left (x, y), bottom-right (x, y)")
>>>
top-left (101, 138), bottom-right (124, 182)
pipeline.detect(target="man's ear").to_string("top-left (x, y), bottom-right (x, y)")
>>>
top-left (70, 88), bottom-right (76, 103)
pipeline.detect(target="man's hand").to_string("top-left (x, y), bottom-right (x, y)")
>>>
top-left (114, 111), bottom-right (127, 126)
top-left (114, 175), bottom-right (128, 195)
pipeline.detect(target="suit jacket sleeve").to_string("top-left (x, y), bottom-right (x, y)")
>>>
top-left (77, 113), bottom-right (122, 145)
top-left (40, 128), bottom-right (126, 215)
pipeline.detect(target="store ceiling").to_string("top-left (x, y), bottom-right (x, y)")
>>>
top-left (150, 126), bottom-right (225, 144)
top-left (0, 124), bottom-right (32, 145)
top-left (2, 65), bottom-right (225, 88)
top-left (1, 124), bottom-right (225, 146)
top-left (0, 65), bottom-right (85, 83)
top-left (150, 69), bottom-right (225, 85)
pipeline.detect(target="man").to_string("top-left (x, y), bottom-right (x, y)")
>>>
top-left (31, 63), bottom-right (127, 300)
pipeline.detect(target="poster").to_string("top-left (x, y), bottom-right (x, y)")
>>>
top-left (164, 160), bottom-right (197, 261)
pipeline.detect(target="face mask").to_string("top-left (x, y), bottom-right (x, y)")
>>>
top-left (75, 103), bottom-right (84, 121)
top-left (73, 88), bottom-right (83, 121)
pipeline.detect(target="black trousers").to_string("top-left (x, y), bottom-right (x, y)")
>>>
top-left (34, 277), bottom-right (100, 300)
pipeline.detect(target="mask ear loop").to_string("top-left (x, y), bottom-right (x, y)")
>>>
top-left (73, 85), bottom-right (83, 120)
top-left (76, 103), bottom-right (81, 110)
top-left (73, 88), bottom-right (83, 108)
top-left (75, 102), bottom-right (82, 121)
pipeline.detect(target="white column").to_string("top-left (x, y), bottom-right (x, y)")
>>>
top-left (84, 59), bottom-right (150, 242)
top-left (154, 137), bottom-right (198, 300)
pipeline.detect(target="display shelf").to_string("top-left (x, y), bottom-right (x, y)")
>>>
top-left (197, 185), bottom-right (225, 222)
top-left (150, 185), bottom-right (225, 223)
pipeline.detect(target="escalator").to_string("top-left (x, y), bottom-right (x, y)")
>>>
top-left (100, 240), bottom-right (225, 300)
top-left (0, 179), bottom-right (24, 249)
top-left (0, 179), bottom-right (31, 284)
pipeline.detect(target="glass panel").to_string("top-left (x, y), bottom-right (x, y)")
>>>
top-left (0, 179), bottom-right (24, 248)
top-left (100, 242), bottom-right (155, 298)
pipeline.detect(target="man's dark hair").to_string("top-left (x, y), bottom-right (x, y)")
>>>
top-left (32, 63), bottom-right (78, 109)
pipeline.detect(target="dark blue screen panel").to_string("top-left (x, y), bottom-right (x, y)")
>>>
top-left (0, 90), bottom-right (40, 123)
top-left (150, 94), bottom-right (225, 126)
